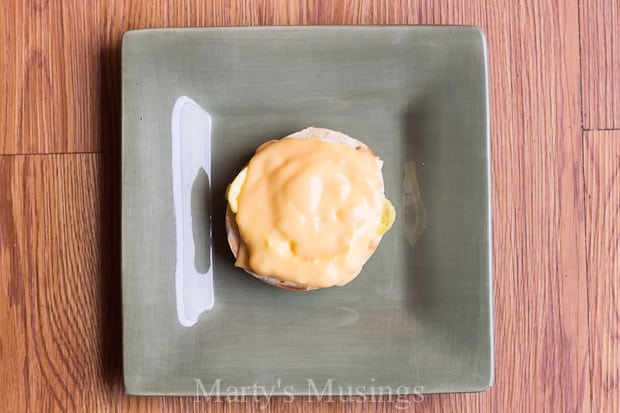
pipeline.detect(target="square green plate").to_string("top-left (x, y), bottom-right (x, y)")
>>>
top-left (122, 26), bottom-right (492, 396)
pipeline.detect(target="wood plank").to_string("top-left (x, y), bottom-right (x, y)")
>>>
top-left (0, 155), bottom-right (122, 411)
top-left (580, 0), bottom-right (620, 129)
top-left (0, 159), bottom-right (30, 412)
top-left (0, 2), bottom-right (101, 154)
top-left (585, 131), bottom-right (620, 413)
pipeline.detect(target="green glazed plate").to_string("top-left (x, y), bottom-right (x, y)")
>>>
top-left (122, 26), bottom-right (492, 396)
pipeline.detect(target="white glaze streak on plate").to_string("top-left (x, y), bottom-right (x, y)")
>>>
top-left (171, 96), bottom-right (214, 326)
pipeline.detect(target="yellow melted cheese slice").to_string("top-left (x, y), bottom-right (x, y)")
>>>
top-left (228, 136), bottom-right (395, 288)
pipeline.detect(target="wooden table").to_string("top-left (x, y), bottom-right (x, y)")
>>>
top-left (1, 1), bottom-right (618, 411)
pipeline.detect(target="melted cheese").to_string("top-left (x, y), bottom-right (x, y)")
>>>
top-left (229, 136), bottom-right (394, 288)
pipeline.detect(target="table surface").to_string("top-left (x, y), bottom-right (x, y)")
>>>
top-left (1, 1), bottom-right (618, 412)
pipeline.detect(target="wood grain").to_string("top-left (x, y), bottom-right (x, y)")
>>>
top-left (0, 160), bottom-right (29, 412)
top-left (412, 1), bottom-right (590, 411)
top-left (0, 0), bottom-right (604, 411)
top-left (0, 1), bottom-right (101, 154)
top-left (0, 155), bottom-right (122, 412)
top-left (585, 131), bottom-right (620, 413)
top-left (580, 0), bottom-right (620, 129)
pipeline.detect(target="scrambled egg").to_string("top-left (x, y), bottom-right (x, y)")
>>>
top-left (226, 167), bottom-right (247, 214)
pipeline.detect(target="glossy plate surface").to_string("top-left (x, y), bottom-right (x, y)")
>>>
top-left (122, 26), bottom-right (492, 396)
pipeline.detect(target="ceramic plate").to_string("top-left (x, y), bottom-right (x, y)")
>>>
top-left (122, 26), bottom-right (492, 396)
